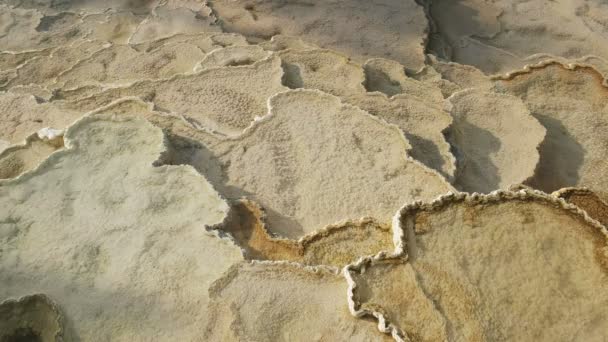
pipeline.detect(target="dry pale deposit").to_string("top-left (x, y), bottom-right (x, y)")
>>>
top-left (272, 49), bottom-right (458, 179)
top-left (0, 114), bottom-right (244, 340)
top-left (495, 63), bottom-right (608, 193)
top-left (209, 0), bottom-right (429, 69)
top-left (210, 89), bottom-right (454, 238)
top-left (1, 0), bottom-right (608, 340)
top-left (208, 199), bottom-right (394, 267)
top-left (0, 130), bottom-right (63, 179)
top-left (0, 91), bottom-right (80, 144)
top-left (0, 294), bottom-right (65, 341)
top-left (52, 33), bottom-right (247, 90)
top-left (445, 89), bottom-right (546, 192)
top-left (59, 56), bottom-right (287, 136)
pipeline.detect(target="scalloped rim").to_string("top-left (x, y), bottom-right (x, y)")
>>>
top-left (343, 189), bottom-right (608, 341)
top-left (0, 293), bottom-right (65, 341)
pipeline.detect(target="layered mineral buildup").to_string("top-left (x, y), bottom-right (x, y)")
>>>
top-left (0, 0), bottom-right (607, 341)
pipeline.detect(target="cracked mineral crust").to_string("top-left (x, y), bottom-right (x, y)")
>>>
top-left (2, 0), bottom-right (608, 340)
top-left (206, 89), bottom-right (455, 238)
top-left (0, 114), bottom-right (244, 340)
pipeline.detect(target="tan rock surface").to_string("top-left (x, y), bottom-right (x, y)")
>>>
top-left (2, 1), bottom-right (608, 340)
top-left (195, 45), bottom-right (271, 71)
top-left (427, 0), bottom-right (608, 74)
top-left (346, 93), bottom-right (456, 181)
top-left (209, 0), bottom-right (429, 69)
top-left (0, 294), bottom-right (65, 342)
top-left (445, 89), bottom-right (546, 192)
top-left (346, 258), bottom-right (447, 342)
top-left (3, 33), bottom-right (251, 93)
top-left (58, 56), bottom-right (287, 136)
top-left (422, 55), bottom-right (495, 95)
top-left (3, 0), bottom-right (160, 15)
top-left (554, 187), bottom-right (608, 228)
top-left (0, 6), bottom-right (142, 52)
top-left (65, 92), bottom-right (454, 240)
top-left (0, 113), bottom-right (244, 340)
top-left (2, 40), bottom-right (108, 90)
top-left (274, 50), bottom-right (456, 179)
top-left (495, 63), bottom-right (608, 193)
top-left (133, 32), bottom-right (248, 52)
top-left (205, 261), bottom-right (393, 341)
top-left (346, 191), bottom-right (608, 341)
top-left (0, 131), bottom-right (63, 179)
top-left (363, 58), bottom-right (445, 103)
top-left (259, 34), bottom-right (319, 52)
top-left (279, 49), bottom-right (366, 96)
top-left (209, 89), bottom-right (454, 238)
top-left (54, 37), bottom-right (211, 89)
top-left (0, 92), bottom-right (80, 144)
top-left (128, 3), bottom-right (220, 43)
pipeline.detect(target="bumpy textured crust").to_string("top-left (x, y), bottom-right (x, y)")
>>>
top-left (3, 1), bottom-right (608, 340)
top-left (553, 187), bottom-right (608, 228)
top-left (278, 48), bottom-right (367, 96)
top-left (53, 33), bottom-right (248, 90)
top-left (445, 88), bottom-right (546, 192)
top-left (345, 189), bottom-right (608, 341)
top-left (208, 88), bottom-right (454, 238)
top-left (195, 45), bottom-right (271, 70)
top-left (426, 0), bottom-right (608, 74)
top-left (2, 40), bottom-right (108, 91)
top-left (271, 49), bottom-right (457, 180)
top-left (363, 58), bottom-right (445, 103)
top-left (0, 92), bottom-right (80, 144)
top-left (128, 3), bottom-right (220, 44)
top-left (346, 92), bottom-right (456, 181)
top-left (0, 130), bottom-right (63, 179)
top-left (0, 113), bottom-right (245, 340)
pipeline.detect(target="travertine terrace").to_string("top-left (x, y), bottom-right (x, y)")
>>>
top-left (1, 0), bottom-right (607, 341)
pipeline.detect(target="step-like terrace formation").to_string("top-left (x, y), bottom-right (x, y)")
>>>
top-left (1, 0), bottom-right (608, 341)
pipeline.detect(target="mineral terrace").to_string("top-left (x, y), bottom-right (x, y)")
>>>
top-left (1, 0), bottom-right (607, 341)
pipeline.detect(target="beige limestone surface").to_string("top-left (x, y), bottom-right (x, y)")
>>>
top-left (2, 0), bottom-right (608, 340)
top-left (0, 91), bottom-right (81, 144)
top-left (57, 56), bottom-right (287, 136)
top-left (445, 89), bottom-right (546, 192)
top-left (195, 45), bottom-right (271, 71)
top-left (346, 191), bottom-right (608, 341)
top-left (274, 49), bottom-right (457, 179)
top-left (209, 0), bottom-right (429, 70)
top-left (0, 131), bottom-right (63, 179)
top-left (209, 199), bottom-right (395, 266)
top-left (346, 93), bottom-right (456, 181)
top-left (554, 187), bottom-right (608, 228)
top-left (495, 63), bottom-right (608, 193)
top-left (128, 3), bottom-right (220, 43)
top-left (207, 89), bottom-right (455, 238)
top-left (0, 114), bottom-right (244, 341)
top-left (205, 261), bottom-right (393, 341)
